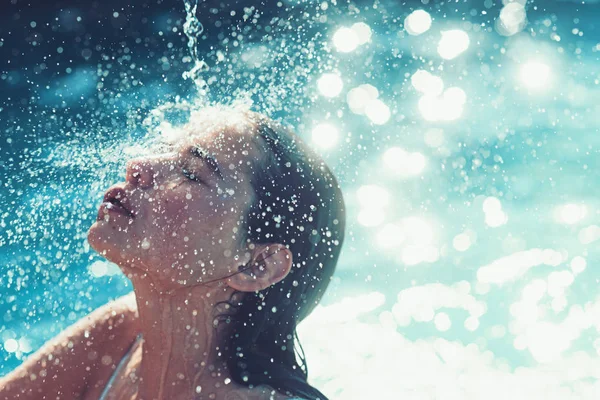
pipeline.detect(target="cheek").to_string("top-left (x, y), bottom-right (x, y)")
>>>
top-left (149, 190), bottom-right (216, 236)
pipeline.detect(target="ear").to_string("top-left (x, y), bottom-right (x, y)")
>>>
top-left (226, 243), bottom-right (293, 292)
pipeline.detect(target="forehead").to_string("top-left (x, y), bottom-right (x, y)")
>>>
top-left (176, 123), bottom-right (265, 176)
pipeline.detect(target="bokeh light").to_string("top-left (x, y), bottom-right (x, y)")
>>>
top-left (404, 10), bottom-right (432, 36)
top-left (376, 223), bottom-right (406, 249)
top-left (554, 203), bottom-right (587, 225)
top-left (519, 61), bottom-right (552, 90)
top-left (364, 98), bottom-right (391, 125)
top-left (311, 122), bottom-right (339, 150)
top-left (351, 22), bottom-right (372, 45)
top-left (347, 84), bottom-right (380, 115)
top-left (483, 196), bottom-right (508, 227)
top-left (411, 69), bottom-right (444, 96)
top-left (497, 2), bottom-right (528, 36)
top-left (418, 86), bottom-right (467, 122)
top-left (332, 27), bottom-right (359, 53)
top-left (453, 232), bottom-right (473, 252)
top-left (437, 30), bottom-right (470, 60)
top-left (570, 256), bottom-right (587, 275)
top-left (317, 72), bottom-right (344, 97)
top-left (356, 185), bottom-right (389, 228)
top-left (382, 147), bottom-right (427, 178)
top-left (356, 184), bottom-right (390, 208)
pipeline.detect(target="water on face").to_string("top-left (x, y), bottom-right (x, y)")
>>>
top-left (1, 1), bottom-right (600, 399)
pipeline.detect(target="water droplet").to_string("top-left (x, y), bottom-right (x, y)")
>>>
top-left (141, 239), bottom-right (151, 249)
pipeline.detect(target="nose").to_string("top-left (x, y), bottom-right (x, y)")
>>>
top-left (125, 158), bottom-right (155, 188)
top-left (125, 153), bottom-right (179, 188)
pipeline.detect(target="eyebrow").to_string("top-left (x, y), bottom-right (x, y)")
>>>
top-left (188, 145), bottom-right (224, 181)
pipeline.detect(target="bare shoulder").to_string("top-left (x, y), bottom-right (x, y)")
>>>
top-left (90, 292), bottom-right (138, 330)
top-left (80, 292), bottom-right (140, 397)
top-left (74, 291), bottom-right (139, 350)
top-left (0, 292), bottom-right (139, 400)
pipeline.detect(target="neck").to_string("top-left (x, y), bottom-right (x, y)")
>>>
top-left (129, 270), bottom-right (241, 400)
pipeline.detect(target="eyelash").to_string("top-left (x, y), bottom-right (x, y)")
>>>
top-left (182, 166), bottom-right (205, 184)
top-left (190, 146), bottom-right (205, 158)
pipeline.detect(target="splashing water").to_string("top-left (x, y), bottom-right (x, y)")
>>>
top-left (181, 0), bottom-right (210, 96)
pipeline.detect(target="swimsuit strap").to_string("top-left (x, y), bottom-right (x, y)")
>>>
top-left (98, 333), bottom-right (143, 400)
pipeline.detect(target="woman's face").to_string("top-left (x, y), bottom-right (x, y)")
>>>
top-left (87, 125), bottom-right (264, 288)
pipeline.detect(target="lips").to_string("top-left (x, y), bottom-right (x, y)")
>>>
top-left (102, 186), bottom-right (135, 218)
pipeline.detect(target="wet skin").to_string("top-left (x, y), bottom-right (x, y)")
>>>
top-left (86, 116), bottom-right (295, 399)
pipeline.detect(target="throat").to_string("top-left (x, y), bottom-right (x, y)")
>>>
top-left (128, 272), bottom-right (240, 400)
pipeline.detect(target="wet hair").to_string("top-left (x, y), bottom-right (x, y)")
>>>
top-left (214, 112), bottom-right (346, 400)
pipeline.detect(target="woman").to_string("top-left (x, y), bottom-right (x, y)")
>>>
top-left (0, 106), bottom-right (346, 400)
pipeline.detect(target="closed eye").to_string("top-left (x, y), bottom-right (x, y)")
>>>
top-left (182, 166), bottom-right (206, 184)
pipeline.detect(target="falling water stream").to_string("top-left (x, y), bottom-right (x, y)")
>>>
top-left (181, 0), bottom-right (210, 96)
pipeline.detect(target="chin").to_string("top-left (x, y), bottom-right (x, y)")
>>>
top-left (87, 220), bottom-right (113, 249)
top-left (87, 223), bottom-right (128, 264)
